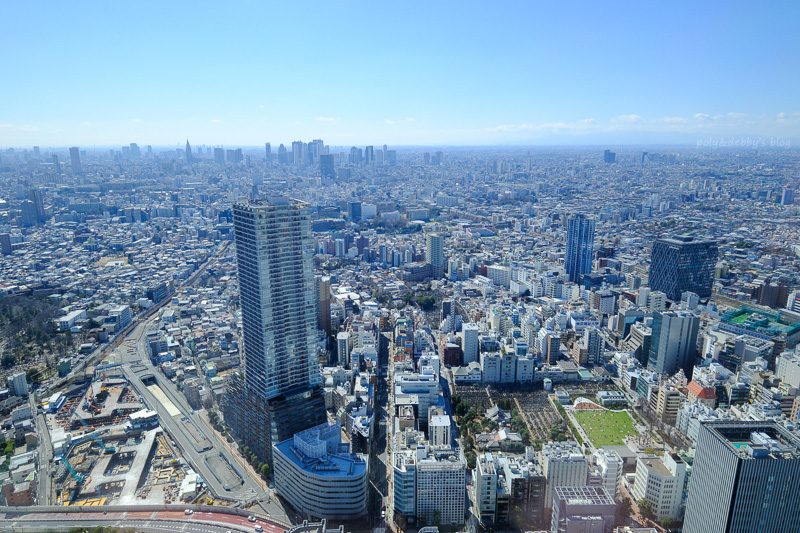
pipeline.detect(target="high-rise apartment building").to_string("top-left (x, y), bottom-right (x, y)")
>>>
top-left (426, 233), bottom-right (445, 278)
top-left (226, 198), bottom-right (326, 465)
top-left (648, 310), bottom-right (700, 377)
top-left (69, 146), bottom-right (82, 174)
top-left (462, 323), bottom-right (479, 364)
top-left (649, 235), bottom-right (718, 300)
top-left (565, 214), bottom-right (595, 282)
top-left (315, 275), bottom-right (332, 337)
top-left (684, 421), bottom-right (800, 533)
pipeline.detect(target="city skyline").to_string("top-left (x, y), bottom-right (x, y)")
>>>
top-left (2, 2), bottom-right (799, 146)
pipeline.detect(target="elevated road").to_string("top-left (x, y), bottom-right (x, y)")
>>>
top-left (1, 505), bottom-right (286, 533)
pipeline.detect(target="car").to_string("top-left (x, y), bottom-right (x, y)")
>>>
top-left (248, 516), bottom-right (257, 522)
top-left (255, 527), bottom-right (263, 533)
top-left (184, 509), bottom-right (193, 515)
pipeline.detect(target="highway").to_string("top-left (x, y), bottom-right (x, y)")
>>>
top-left (1, 507), bottom-right (285, 533)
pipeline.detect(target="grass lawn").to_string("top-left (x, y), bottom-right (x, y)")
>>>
top-left (573, 409), bottom-right (637, 447)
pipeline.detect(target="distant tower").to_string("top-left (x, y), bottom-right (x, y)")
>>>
top-left (69, 147), bottom-right (81, 174)
top-left (265, 142), bottom-right (272, 161)
top-left (185, 140), bottom-right (193, 164)
top-left (52, 154), bottom-right (62, 175)
top-left (319, 154), bottom-right (335, 181)
top-left (603, 149), bottom-right (616, 164)
top-left (565, 214), bottom-right (595, 282)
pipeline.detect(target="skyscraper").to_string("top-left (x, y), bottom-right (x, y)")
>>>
top-left (265, 142), bottom-right (272, 161)
top-left (649, 235), bottom-right (718, 300)
top-left (684, 421), bottom-right (800, 533)
top-left (185, 140), bottom-right (193, 164)
top-left (648, 310), bottom-right (700, 377)
top-left (565, 214), bottom-right (595, 282)
top-left (426, 233), bottom-right (445, 278)
top-left (69, 146), bottom-right (81, 174)
top-left (28, 188), bottom-right (45, 222)
top-left (226, 198), bottom-right (326, 465)
top-left (603, 149), bottom-right (616, 163)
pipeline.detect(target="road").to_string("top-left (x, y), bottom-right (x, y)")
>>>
top-left (1, 507), bottom-right (284, 533)
top-left (101, 244), bottom-right (285, 519)
top-left (29, 394), bottom-right (52, 506)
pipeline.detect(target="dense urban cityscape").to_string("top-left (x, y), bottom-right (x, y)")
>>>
top-left (0, 141), bottom-right (799, 533)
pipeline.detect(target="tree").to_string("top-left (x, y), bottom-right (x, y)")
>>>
top-left (1, 352), bottom-right (15, 367)
top-left (619, 496), bottom-right (633, 519)
top-left (466, 452), bottom-right (476, 470)
top-left (638, 499), bottom-right (655, 522)
top-left (661, 518), bottom-right (674, 530)
top-left (260, 463), bottom-right (270, 477)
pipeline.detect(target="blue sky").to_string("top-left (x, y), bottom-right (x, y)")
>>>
top-left (1, 1), bottom-right (799, 147)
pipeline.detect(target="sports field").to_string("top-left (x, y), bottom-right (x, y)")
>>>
top-left (573, 409), bottom-right (637, 447)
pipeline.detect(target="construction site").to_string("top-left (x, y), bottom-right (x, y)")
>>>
top-left (47, 370), bottom-right (199, 507)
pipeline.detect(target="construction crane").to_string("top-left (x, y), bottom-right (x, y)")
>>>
top-left (62, 456), bottom-right (85, 484)
top-left (71, 409), bottom-right (115, 454)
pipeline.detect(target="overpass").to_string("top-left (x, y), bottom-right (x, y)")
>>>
top-left (1, 503), bottom-right (288, 533)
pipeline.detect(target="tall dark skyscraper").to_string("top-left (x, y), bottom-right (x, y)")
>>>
top-left (565, 214), bottom-right (595, 282)
top-left (185, 140), bottom-right (193, 164)
top-left (684, 421), bottom-right (800, 533)
top-left (603, 149), bottom-right (616, 163)
top-left (649, 235), bottom-right (718, 300)
top-left (225, 198), bottom-right (326, 465)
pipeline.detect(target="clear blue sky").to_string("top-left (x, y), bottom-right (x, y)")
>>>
top-left (1, 1), bottom-right (799, 147)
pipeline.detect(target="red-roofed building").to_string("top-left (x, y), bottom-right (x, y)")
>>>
top-left (687, 380), bottom-right (716, 408)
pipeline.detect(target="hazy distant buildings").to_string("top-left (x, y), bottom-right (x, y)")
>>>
top-left (649, 236), bottom-right (718, 300)
top-left (565, 214), bottom-right (595, 282)
top-left (319, 154), bottom-right (335, 181)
